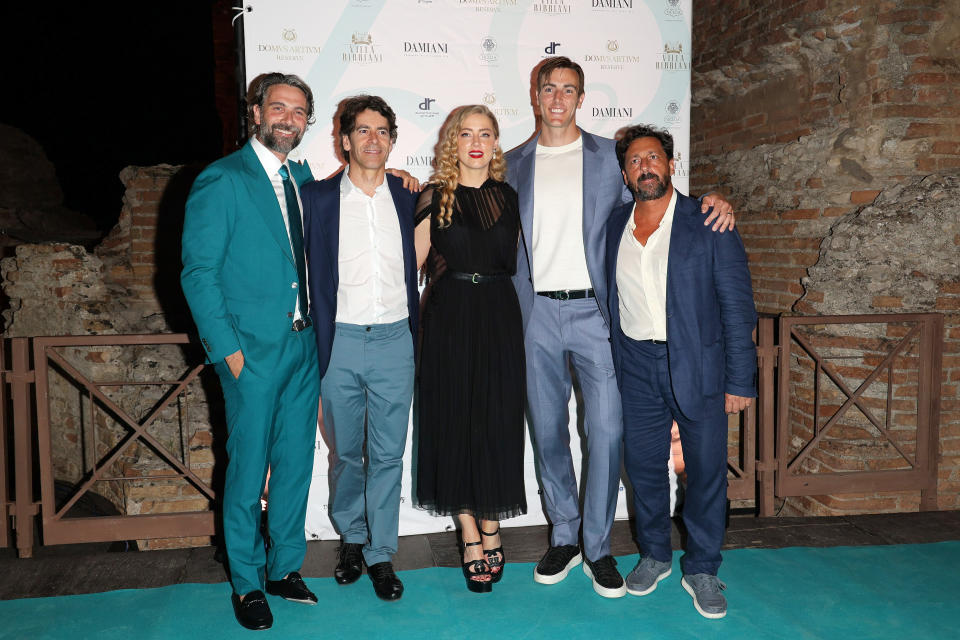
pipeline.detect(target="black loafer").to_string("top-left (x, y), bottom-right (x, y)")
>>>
top-left (335, 543), bottom-right (364, 585)
top-left (231, 590), bottom-right (273, 631)
top-left (368, 561), bottom-right (403, 601)
top-left (265, 571), bottom-right (317, 604)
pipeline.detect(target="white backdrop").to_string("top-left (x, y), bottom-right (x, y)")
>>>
top-left (241, 0), bottom-right (692, 540)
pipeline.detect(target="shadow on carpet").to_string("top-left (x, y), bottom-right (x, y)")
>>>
top-left (2, 542), bottom-right (959, 639)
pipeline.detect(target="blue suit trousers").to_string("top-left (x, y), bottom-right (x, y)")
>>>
top-left (619, 335), bottom-right (728, 576)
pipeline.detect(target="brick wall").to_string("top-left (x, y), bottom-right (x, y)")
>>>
top-left (2, 165), bottom-right (217, 549)
top-left (691, 0), bottom-right (960, 513)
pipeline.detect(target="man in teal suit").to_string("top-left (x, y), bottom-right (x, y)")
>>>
top-left (181, 72), bottom-right (321, 631)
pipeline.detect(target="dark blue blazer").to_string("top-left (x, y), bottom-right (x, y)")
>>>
top-left (301, 171), bottom-right (420, 378)
top-left (604, 190), bottom-right (758, 421)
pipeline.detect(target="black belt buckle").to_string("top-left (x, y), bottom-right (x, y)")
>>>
top-left (292, 317), bottom-right (312, 332)
top-left (538, 289), bottom-right (594, 300)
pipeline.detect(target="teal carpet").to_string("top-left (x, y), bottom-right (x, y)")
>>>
top-left (3, 542), bottom-right (959, 640)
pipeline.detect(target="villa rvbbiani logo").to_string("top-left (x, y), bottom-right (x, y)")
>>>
top-left (256, 28), bottom-right (322, 63)
top-left (584, 39), bottom-right (640, 71)
top-left (533, 0), bottom-right (571, 15)
top-left (657, 42), bottom-right (690, 71)
top-left (664, 0), bottom-right (684, 20)
top-left (403, 40), bottom-right (450, 57)
top-left (591, 0), bottom-right (634, 11)
top-left (343, 32), bottom-right (382, 65)
top-left (460, 0), bottom-right (518, 13)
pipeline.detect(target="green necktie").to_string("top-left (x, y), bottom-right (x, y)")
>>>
top-left (278, 164), bottom-right (308, 318)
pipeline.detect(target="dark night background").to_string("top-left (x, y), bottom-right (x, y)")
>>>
top-left (0, 2), bottom-right (235, 233)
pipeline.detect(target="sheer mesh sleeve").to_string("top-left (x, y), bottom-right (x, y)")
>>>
top-left (415, 185), bottom-right (436, 225)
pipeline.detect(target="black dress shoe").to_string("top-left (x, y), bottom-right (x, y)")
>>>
top-left (231, 590), bottom-right (273, 631)
top-left (367, 561), bottom-right (403, 601)
top-left (335, 543), bottom-right (364, 585)
top-left (265, 571), bottom-right (317, 604)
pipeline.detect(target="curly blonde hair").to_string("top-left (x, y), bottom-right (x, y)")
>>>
top-left (431, 105), bottom-right (506, 228)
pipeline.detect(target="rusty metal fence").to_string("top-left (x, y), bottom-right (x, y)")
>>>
top-left (0, 313), bottom-right (945, 556)
top-left (773, 313), bottom-right (943, 513)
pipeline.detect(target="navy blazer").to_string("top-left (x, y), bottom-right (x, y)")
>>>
top-left (604, 190), bottom-right (757, 421)
top-left (301, 171), bottom-right (420, 378)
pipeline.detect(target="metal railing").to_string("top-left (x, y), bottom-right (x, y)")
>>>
top-left (773, 314), bottom-right (943, 511)
top-left (0, 312), bottom-right (945, 555)
top-left (0, 339), bottom-right (9, 549)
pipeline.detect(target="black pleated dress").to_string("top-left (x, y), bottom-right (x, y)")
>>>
top-left (415, 179), bottom-right (527, 520)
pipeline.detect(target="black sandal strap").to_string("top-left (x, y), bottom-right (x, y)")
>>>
top-left (481, 528), bottom-right (500, 537)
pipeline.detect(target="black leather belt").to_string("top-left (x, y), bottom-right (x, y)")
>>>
top-left (537, 289), bottom-right (595, 300)
top-left (292, 317), bottom-right (312, 332)
top-left (447, 271), bottom-right (511, 284)
top-left (643, 339), bottom-right (668, 345)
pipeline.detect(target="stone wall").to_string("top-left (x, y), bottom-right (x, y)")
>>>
top-left (692, 0), bottom-right (960, 513)
top-left (1, 165), bottom-right (219, 549)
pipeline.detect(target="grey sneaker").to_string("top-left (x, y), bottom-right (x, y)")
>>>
top-left (681, 573), bottom-right (727, 619)
top-left (625, 556), bottom-right (672, 596)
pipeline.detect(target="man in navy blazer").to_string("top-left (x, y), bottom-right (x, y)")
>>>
top-left (605, 125), bottom-right (756, 619)
top-left (301, 95), bottom-right (419, 602)
top-left (506, 56), bottom-right (734, 598)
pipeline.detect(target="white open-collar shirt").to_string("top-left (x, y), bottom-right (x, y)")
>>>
top-left (335, 167), bottom-right (407, 325)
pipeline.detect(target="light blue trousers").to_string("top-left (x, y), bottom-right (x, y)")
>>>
top-left (321, 319), bottom-right (414, 565)
top-left (524, 296), bottom-right (623, 562)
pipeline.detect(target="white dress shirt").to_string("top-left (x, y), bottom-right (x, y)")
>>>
top-left (616, 189), bottom-right (678, 341)
top-left (250, 136), bottom-right (307, 321)
top-left (336, 168), bottom-right (408, 325)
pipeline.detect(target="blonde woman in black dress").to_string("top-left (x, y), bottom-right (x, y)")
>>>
top-left (414, 105), bottom-right (526, 593)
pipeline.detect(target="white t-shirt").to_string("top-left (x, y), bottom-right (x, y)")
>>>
top-left (531, 136), bottom-right (592, 291)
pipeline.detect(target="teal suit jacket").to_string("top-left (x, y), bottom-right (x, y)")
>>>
top-left (181, 140), bottom-right (315, 365)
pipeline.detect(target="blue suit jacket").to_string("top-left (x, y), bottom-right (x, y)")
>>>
top-left (505, 128), bottom-right (632, 330)
top-left (604, 190), bottom-right (758, 421)
top-left (181, 140), bottom-right (315, 365)
top-left (301, 171), bottom-right (420, 378)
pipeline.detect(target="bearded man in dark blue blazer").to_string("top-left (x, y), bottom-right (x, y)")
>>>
top-left (604, 125), bottom-right (756, 619)
top-left (300, 95), bottom-right (419, 602)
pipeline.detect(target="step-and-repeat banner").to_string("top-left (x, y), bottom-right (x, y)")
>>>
top-left (241, 0), bottom-right (692, 539)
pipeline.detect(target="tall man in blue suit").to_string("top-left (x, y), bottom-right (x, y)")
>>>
top-left (505, 56), bottom-right (733, 598)
top-left (181, 73), bottom-right (321, 630)
top-left (605, 125), bottom-right (756, 619)
top-left (301, 96), bottom-right (419, 602)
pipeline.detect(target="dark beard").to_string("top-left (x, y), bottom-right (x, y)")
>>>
top-left (258, 123), bottom-right (303, 154)
top-left (629, 173), bottom-right (669, 201)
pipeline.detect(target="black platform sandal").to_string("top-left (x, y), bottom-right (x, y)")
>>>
top-left (461, 540), bottom-right (493, 593)
top-left (481, 527), bottom-right (504, 584)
